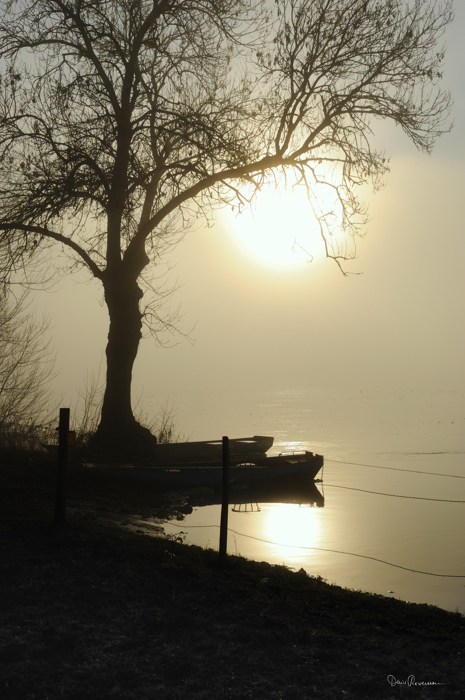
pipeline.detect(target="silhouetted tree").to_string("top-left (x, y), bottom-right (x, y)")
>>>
top-left (0, 0), bottom-right (453, 452)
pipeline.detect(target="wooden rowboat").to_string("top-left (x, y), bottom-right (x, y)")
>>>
top-left (156, 435), bottom-right (274, 464)
top-left (85, 451), bottom-right (323, 488)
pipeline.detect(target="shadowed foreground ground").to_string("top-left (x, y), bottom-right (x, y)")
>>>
top-left (0, 457), bottom-right (464, 699)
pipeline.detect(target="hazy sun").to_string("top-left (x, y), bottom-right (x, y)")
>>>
top-left (224, 185), bottom-right (327, 269)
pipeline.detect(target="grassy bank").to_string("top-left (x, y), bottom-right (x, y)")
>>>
top-left (1, 456), bottom-right (464, 699)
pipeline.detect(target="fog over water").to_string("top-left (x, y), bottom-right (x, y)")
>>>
top-left (39, 150), bottom-right (465, 414)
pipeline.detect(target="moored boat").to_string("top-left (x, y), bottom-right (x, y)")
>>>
top-left (85, 450), bottom-right (324, 488)
top-left (156, 435), bottom-right (274, 464)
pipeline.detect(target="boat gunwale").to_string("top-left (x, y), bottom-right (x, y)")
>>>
top-left (84, 452), bottom-right (324, 474)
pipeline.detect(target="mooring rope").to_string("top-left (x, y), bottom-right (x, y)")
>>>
top-left (325, 458), bottom-right (465, 479)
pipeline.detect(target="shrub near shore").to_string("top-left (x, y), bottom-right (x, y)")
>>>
top-left (1, 457), bottom-right (464, 699)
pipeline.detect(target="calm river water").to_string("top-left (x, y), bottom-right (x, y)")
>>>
top-left (162, 388), bottom-right (465, 614)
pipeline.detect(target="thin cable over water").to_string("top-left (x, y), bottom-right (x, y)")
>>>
top-left (163, 522), bottom-right (465, 578)
top-left (324, 483), bottom-right (465, 502)
top-left (325, 458), bottom-right (465, 479)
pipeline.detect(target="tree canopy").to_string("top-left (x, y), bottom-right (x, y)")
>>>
top-left (0, 0), bottom-right (453, 452)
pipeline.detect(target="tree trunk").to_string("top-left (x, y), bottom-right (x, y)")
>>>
top-left (92, 268), bottom-right (157, 458)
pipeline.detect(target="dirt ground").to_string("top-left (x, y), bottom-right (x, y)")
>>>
top-left (1, 457), bottom-right (464, 699)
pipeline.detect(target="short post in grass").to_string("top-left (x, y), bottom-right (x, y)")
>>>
top-left (54, 408), bottom-right (70, 527)
top-left (219, 436), bottom-right (230, 567)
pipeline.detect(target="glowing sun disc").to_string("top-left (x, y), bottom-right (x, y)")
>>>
top-left (224, 187), bottom-right (326, 269)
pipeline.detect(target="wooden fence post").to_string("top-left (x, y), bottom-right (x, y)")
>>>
top-left (219, 436), bottom-right (230, 567)
top-left (54, 408), bottom-right (70, 527)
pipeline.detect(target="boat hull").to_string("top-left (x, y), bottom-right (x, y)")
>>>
top-left (85, 452), bottom-right (323, 488)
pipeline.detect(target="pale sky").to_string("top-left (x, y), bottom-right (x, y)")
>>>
top-left (34, 3), bottom-right (465, 435)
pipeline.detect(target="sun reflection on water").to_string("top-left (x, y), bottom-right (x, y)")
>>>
top-left (256, 503), bottom-right (325, 568)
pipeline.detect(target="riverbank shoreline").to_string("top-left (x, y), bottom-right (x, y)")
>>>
top-left (1, 457), bottom-right (464, 699)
